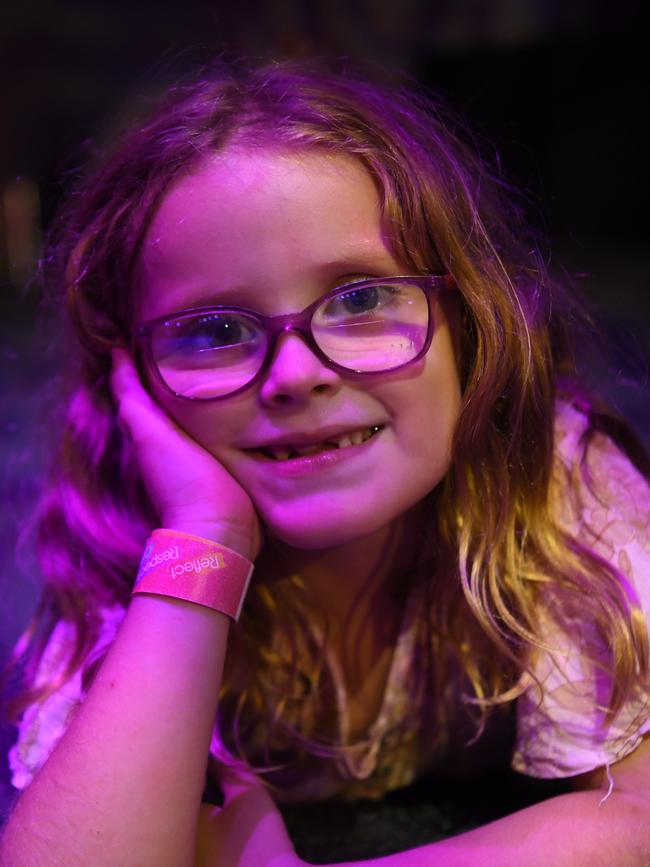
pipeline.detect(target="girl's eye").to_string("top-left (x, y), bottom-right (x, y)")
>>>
top-left (319, 283), bottom-right (403, 321)
top-left (156, 313), bottom-right (260, 358)
top-left (183, 315), bottom-right (248, 350)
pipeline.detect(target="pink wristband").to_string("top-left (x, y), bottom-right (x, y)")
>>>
top-left (132, 529), bottom-right (254, 621)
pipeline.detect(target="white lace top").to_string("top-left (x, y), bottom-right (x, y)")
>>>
top-left (8, 403), bottom-right (650, 800)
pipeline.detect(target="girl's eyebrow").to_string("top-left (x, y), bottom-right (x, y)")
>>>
top-left (177, 255), bottom-right (403, 310)
top-left (179, 285), bottom-right (261, 309)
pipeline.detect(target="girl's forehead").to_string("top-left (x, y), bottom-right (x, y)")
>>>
top-left (134, 148), bottom-right (400, 319)
top-left (147, 148), bottom-right (381, 228)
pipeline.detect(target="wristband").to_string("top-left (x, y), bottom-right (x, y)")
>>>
top-left (132, 529), bottom-right (254, 621)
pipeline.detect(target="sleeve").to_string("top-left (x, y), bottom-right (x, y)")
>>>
top-left (7, 604), bottom-right (126, 791)
top-left (512, 402), bottom-right (650, 778)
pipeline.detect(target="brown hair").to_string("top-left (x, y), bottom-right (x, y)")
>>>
top-left (3, 59), bottom-right (649, 783)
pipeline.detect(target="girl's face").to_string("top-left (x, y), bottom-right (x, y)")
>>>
top-left (134, 149), bottom-right (462, 550)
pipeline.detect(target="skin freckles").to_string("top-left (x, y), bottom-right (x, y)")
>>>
top-left (134, 148), bottom-right (462, 615)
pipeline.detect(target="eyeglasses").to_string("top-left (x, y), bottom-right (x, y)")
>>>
top-left (132, 275), bottom-right (455, 401)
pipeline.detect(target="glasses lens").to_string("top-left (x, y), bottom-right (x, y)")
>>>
top-left (312, 281), bottom-right (430, 372)
top-left (151, 311), bottom-right (266, 398)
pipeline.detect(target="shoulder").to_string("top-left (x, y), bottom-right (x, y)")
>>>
top-left (551, 400), bottom-right (650, 580)
top-left (553, 399), bottom-right (649, 492)
top-left (511, 402), bottom-right (650, 779)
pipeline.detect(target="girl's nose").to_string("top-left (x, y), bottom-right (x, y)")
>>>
top-left (258, 330), bottom-right (343, 405)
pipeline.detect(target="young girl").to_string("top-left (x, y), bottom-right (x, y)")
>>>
top-left (1, 59), bottom-right (650, 866)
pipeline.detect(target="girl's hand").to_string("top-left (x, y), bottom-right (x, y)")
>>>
top-left (195, 765), bottom-right (308, 867)
top-left (109, 347), bottom-right (262, 560)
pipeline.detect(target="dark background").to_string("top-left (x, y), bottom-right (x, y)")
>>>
top-left (1, 0), bottom-right (648, 850)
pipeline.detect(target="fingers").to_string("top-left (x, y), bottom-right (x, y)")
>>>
top-left (110, 347), bottom-right (151, 407)
top-left (108, 347), bottom-right (263, 559)
top-left (215, 763), bottom-right (263, 802)
top-left (109, 347), bottom-right (177, 444)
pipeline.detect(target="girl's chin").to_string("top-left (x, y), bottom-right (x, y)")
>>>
top-left (264, 524), bottom-right (365, 551)
top-left (259, 512), bottom-right (380, 551)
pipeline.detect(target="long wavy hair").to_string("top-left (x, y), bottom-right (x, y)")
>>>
top-left (3, 59), bottom-right (649, 784)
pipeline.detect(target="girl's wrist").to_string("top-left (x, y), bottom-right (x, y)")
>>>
top-left (134, 527), bottom-right (255, 620)
top-left (160, 515), bottom-right (257, 560)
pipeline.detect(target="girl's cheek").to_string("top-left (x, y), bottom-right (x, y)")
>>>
top-left (191, 419), bottom-right (255, 475)
top-left (144, 399), bottom-right (233, 463)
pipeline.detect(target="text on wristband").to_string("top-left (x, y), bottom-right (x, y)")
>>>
top-left (137, 544), bottom-right (227, 583)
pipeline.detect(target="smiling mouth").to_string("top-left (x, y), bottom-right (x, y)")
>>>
top-left (248, 424), bottom-right (385, 461)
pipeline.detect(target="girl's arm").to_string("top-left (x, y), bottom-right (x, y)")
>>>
top-left (0, 588), bottom-right (229, 867)
top-left (331, 735), bottom-right (650, 867)
top-left (195, 766), bottom-right (303, 867)
top-left (195, 737), bottom-right (650, 867)
top-left (0, 349), bottom-right (265, 867)
top-left (332, 791), bottom-right (649, 866)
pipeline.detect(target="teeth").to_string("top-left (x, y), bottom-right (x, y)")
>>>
top-left (360, 425), bottom-right (382, 443)
top-left (330, 425), bottom-right (381, 450)
top-left (262, 426), bottom-right (382, 461)
top-left (293, 442), bottom-right (336, 456)
top-left (271, 446), bottom-right (293, 460)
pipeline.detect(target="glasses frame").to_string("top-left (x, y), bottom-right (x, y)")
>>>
top-left (131, 274), bottom-right (455, 402)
